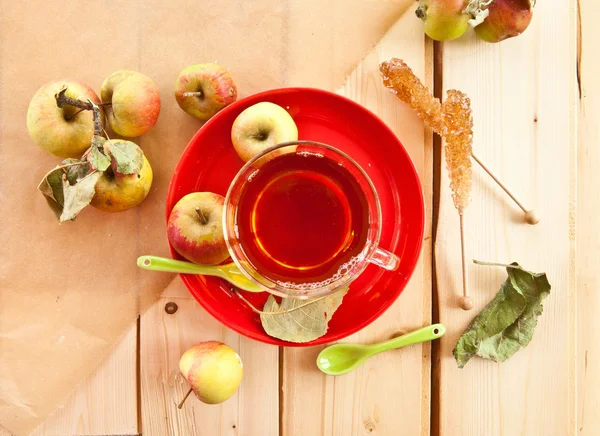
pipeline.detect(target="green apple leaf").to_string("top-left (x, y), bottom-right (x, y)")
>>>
top-left (59, 171), bottom-right (102, 222)
top-left (259, 287), bottom-right (349, 343)
top-left (87, 137), bottom-right (111, 172)
top-left (106, 139), bottom-right (143, 175)
top-left (453, 262), bottom-right (551, 368)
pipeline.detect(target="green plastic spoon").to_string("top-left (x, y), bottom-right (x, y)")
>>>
top-left (137, 255), bottom-right (264, 293)
top-left (316, 323), bottom-right (446, 376)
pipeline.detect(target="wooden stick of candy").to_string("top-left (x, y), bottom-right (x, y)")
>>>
top-left (380, 58), bottom-right (539, 225)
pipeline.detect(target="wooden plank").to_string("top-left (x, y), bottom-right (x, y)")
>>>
top-left (139, 278), bottom-right (278, 436)
top-left (577, 1), bottom-right (600, 434)
top-left (435, 1), bottom-right (578, 435)
top-left (281, 8), bottom-right (433, 436)
top-left (30, 324), bottom-right (138, 436)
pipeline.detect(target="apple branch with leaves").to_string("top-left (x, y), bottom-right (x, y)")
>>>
top-left (37, 86), bottom-right (145, 222)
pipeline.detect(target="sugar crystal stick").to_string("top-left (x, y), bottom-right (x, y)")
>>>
top-left (380, 58), bottom-right (538, 225)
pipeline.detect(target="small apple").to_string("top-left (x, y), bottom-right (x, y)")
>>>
top-left (474, 0), bottom-right (534, 43)
top-left (174, 63), bottom-right (237, 121)
top-left (27, 81), bottom-right (103, 158)
top-left (231, 102), bottom-right (298, 162)
top-left (179, 341), bottom-right (243, 405)
top-left (100, 70), bottom-right (161, 137)
top-left (167, 192), bottom-right (230, 265)
top-left (415, 0), bottom-right (470, 42)
top-left (90, 140), bottom-right (153, 212)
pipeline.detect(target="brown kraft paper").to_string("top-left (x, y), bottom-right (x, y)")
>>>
top-left (0, 0), bottom-right (414, 434)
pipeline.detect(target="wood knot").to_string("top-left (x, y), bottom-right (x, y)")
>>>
top-left (364, 417), bottom-right (376, 433)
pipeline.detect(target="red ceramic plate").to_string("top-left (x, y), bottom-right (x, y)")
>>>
top-left (166, 88), bottom-right (424, 346)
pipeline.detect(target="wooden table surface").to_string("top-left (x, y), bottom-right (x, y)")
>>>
top-left (30, 0), bottom-right (597, 435)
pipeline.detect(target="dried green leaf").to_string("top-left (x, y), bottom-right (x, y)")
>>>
top-left (106, 139), bottom-right (143, 175)
top-left (59, 171), bottom-right (102, 222)
top-left (37, 167), bottom-right (65, 219)
top-left (453, 263), bottom-right (551, 368)
top-left (260, 287), bottom-right (348, 343)
top-left (61, 158), bottom-right (90, 184)
top-left (87, 138), bottom-right (111, 172)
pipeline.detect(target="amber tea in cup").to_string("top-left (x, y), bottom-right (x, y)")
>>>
top-left (224, 141), bottom-right (399, 298)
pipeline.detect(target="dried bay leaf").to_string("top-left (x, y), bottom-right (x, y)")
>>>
top-left (106, 139), bottom-right (143, 175)
top-left (259, 287), bottom-right (349, 343)
top-left (453, 262), bottom-right (551, 368)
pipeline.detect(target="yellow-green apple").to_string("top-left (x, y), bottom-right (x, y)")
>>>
top-left (167, 192), bottom-right (230, 265)
top-left (26, 81), bottom-right (103, 158)
top-left (231, 102), bottom-right (298, 162)
top-left (100, 70), bottom-right (161, 137)
top-left (90, 140), bottom-right (153, 212)
top-left (174, 63), bottom-right (237, 121)
top-left (179, 341), bottom-right (243, 405)
top-left (415, 0), bottom-right (470, 41)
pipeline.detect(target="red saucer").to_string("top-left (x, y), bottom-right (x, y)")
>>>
top-left (166, 88), bottom-right (424, 346)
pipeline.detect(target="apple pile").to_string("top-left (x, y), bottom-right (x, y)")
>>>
top-left (28, 71), bottom-right (160, 222)
top-left (178, 341), bottom-right (243, 408)
top-left (416, 0), bottom-right (535, 43)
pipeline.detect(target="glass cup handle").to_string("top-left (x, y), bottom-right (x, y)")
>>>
top-left (369, 247), bottom-right (400, 271)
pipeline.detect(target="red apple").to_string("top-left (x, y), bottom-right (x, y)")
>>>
top-left (174, 63), bottom-right (237, 121)
top-left (26, 81), bottom-right (103, 158)
top-left (474, 0), bottom-right (534, 43)
top-left (179, 341), bottom-right (243, 405)
top-left (100, 70), bottom-right (161, 137)
top-left (167, 192), bottom-right (230, 265)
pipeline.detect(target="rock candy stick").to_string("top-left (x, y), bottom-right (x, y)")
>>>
top-left (380, 58), bottom-right (445, 135)
top-left (442, 90), bottom-right (474, 310)
top-left (379, 58), bottom-right (539, 225)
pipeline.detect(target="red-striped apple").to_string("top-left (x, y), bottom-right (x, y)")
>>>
top-left (167, 192), bottom-right (230, 265)
top-left (100, 70), bottom-right (161, 137)
top-left (174, 63), bottom-right (237, 121)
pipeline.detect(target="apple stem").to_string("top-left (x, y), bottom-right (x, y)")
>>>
top-left (183, 91), bottom-right (204, 99)
top-left (55, 86), bottom-right (94, 112)
top-left (178, 387), bottom-right (193, 409)
top-left (88, 101), bottom-right (103, 137)
top-left (195, 207), bottom-right (209, 225)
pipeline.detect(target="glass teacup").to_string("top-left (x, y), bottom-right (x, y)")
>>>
top-left (224, 141), bottom-right (399, 298)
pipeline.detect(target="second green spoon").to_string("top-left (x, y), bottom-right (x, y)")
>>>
top-left (317, 323), bottom-right (446, 376)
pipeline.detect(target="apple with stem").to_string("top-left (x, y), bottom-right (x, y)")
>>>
top-left (100, 70), bottom-right (161, 137)
top-left (474, 0), bottom-right (534, 43)
top-left (90, 139), bottom-right (153, 212)
top-left (27, 81), bottom-right (104, 158)
top-left (231, 102), bottom-right (298, 162)
top-left (415, 0), bottom-right (471, 42)
top-left (174, 63), bottom-right (237, 121)
top-left (178, 341), bottom-right (243, 407)
top-left (167, 192), bottom-right (230, 265)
